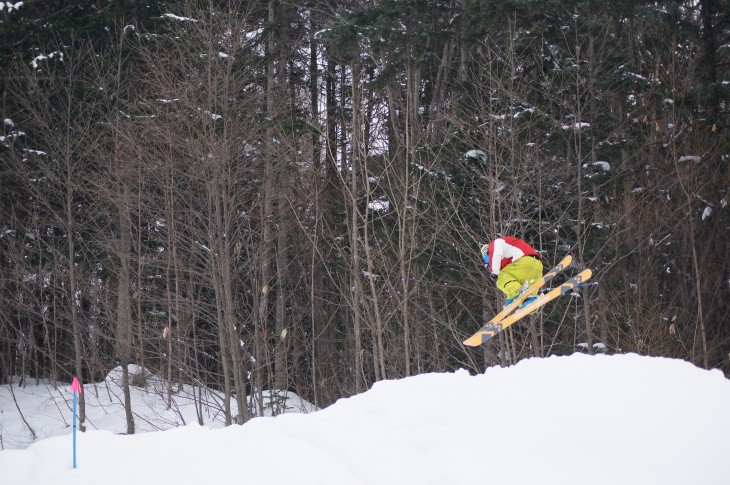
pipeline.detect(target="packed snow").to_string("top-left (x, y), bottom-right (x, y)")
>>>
top-left (2, 353), bottom-right (729, 484)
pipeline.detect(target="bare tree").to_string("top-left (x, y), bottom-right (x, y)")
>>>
top-left (4, 40), bottom-right (107, 429)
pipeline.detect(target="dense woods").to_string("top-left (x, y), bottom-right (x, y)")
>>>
top-left (1, 0), bottom-right (728, 427)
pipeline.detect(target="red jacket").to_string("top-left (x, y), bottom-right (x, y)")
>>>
top-left (486, 237), bottom-right (540, 275)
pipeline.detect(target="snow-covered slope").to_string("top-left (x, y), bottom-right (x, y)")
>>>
top-left (2, 353), bottom-right (729, 485)
top-left (0, 364), bottom-right (316, 450)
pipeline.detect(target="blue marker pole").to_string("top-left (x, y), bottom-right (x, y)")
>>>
top-left (73, 391), bottom-right (77, 468)
top-left (71, 377), bottom-right (81, 469)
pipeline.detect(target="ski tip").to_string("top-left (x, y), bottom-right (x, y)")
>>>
top-left (464, 330), bottom-right (496, 347)
top-left (463, 337), bottom-right (478, 347)
top-left (463, 333), bottom-right (488, 346)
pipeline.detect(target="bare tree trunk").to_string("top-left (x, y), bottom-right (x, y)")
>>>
top-left (571, 35), bottom-right (593, 355)
top-left (676, 165), bottom-right (710, 369)
top-left (111, 29), bottom-right (135, 434)
top-left (274, 194), bottom-right (289, 393)
top-left (135, 181), bottom-right (146, 375)
top-left (215, 289), bottom-right (233, 425)
top-left (116, 191), bottom-right (135, 435)
top-left (253, 0), bottom-right (278, 416)
top-left (399, 55), bottom-right (419, 377)
top-left (64, 97), bottom-right (86, 432)
top-left (349, 59), bottom-right (367, 387)
top-left (307, 27), bottom-right (325, 401)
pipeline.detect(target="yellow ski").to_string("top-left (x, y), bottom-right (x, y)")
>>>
top-left (463, 255), bottom-right (576, 347)
top-left (497, 268), bottom-right (593, 329)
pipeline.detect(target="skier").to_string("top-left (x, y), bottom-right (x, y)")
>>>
top-left (480, 236), bottom-right (543, 309)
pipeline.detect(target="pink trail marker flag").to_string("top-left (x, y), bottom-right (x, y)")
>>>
top-left (71, 377), bottom-right (82, 469)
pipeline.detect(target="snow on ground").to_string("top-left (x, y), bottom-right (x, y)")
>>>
top-left (0, 364), bottom-right (315, 451)
top-left (1, 353), bottom-right (729, 485)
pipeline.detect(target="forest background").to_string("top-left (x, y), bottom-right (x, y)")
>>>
top-left (1, 0), bottom-right (728, 431)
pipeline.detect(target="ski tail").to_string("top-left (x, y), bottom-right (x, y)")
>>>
top-left (463, 254), bottom-right (572, 347)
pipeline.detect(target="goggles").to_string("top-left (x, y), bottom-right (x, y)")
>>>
top-left (482, 254), bottom-right (490, 265)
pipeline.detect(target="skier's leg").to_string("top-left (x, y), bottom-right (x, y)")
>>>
top-left (510, 256), bottom-right (544, 309)
top-left (497, 267), bottom-right (524, 300)
top-left (517, 256), bottom-right (543, 287)
top-left (497, 256), bottom-right (544, 300)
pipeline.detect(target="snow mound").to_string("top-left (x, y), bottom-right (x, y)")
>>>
top-left (1, 353), bottom-right (729, 485)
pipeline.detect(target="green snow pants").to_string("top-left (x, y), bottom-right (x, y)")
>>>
top-left (496, 256), bottom-right (544, 300)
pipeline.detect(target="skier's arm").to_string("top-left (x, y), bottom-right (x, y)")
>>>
top-left (489, 238), bottom-right (506, 275)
